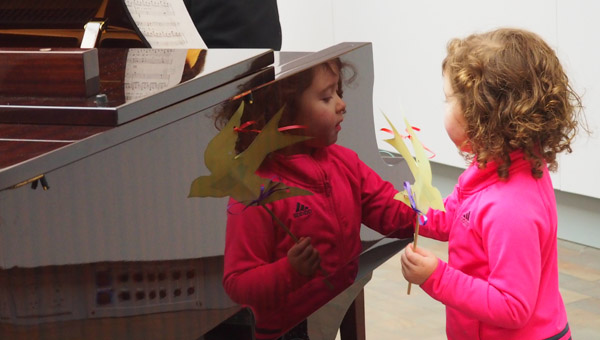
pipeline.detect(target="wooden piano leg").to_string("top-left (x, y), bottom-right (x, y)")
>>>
top-left (339, 289), bottom-right (366, 340)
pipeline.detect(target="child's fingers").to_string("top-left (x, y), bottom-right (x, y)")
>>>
top-left (406, 243), bottom-right (435, 264)
top-left (297, 236), bottom-right (310, 248)
top-left (401, 244), bottom-right (427, 270)
top-left (400, 246), bottom-right (417, 271)
top-left (299, 239), bottom-right (320, 271)
top-left (403, 243), bottom-right (422, 265)
top-left (412, 245), bottom-right (435, 257)
top-left (298, 238), bottom-right (316, 261)
top-left (288, 237), bottom-right (311, 257)
top-left (307, 249), bottom-right (321, 270)
top-left (287, 237), bottom-right (321, 277)
top-left (400, 250), bottom-right (416, 280)
top-left (289, 237), bottom-right (320, 263)
top-left (401, 243), bottom-right (439, 284)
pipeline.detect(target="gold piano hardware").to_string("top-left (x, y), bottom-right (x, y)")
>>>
top-left (10, 174), bottom-right (49, 191)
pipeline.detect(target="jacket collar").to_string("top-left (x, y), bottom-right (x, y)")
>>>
top-left (458, 150), bottom-right (532, 196)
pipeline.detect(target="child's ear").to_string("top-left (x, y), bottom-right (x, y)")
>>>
top-left (459, 140), bottom-right (472, 153)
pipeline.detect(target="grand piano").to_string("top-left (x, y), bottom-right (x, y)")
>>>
top-left (0, 3), bottom-right (412, 340)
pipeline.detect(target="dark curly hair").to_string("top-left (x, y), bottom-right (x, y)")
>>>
top-left (443, 28), bottom-right (584, 179)
top-left (213, 58), bottom-right (354, 154)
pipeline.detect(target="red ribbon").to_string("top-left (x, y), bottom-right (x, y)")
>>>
top-left (234, 121), bottom-right (307, 134)
top-left (380, 126), bottom-right (436, 159)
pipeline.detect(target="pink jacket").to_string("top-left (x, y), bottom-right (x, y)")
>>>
top-left (223, 144), bottom-right (415, 339)
top-left (421, 151), bottom-right (570, 339)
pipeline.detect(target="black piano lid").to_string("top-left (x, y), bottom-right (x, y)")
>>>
top-left (0, 48), bottom-right (275, 193)
top-left (0, 48), bottom-right (274, 126)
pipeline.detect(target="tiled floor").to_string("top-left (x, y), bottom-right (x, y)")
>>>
top-left (359, 237), bottom-right (600, 339)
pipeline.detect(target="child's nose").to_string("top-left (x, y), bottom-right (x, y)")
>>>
top-left (337, 99), bottom-right (347, 114)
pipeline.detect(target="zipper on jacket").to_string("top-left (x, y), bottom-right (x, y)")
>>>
top-left (324, 182), bottom-right (332, 197)
top-left (323, 171), bottom-right (332, 197)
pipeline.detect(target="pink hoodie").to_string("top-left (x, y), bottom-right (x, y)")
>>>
top-left (420, 151), bottom-right (570, 339)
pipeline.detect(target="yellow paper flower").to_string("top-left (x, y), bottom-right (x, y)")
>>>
top-left (189, 101), bottom-right (313, 205)
top-left (382, 114), bottom-right (445, 213)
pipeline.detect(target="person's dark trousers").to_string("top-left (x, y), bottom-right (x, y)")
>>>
top-left (183, 0), bottom-right (282, 50)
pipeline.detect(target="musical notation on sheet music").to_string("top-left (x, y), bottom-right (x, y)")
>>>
top-left (124, 49), bottom-right (188, 101)
top-left (124, 0), bottom-right (206, 49)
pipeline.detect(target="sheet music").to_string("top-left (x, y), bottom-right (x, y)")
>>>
top-left (124, 49), bottom-right (188, 101)
top-left (124, 0), bottom-right (207, 48)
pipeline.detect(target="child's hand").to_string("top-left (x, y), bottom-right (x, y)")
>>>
top-left (401, 243), bottom-right (438, 285)
top-left (287, 237), bottom-right (321, 277)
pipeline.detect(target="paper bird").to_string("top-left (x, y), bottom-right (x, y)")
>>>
top-left (189, 101), bottom-right (313, 206)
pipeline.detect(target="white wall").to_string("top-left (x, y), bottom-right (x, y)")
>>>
top-left (278, 0), bottom-right (600, 247)
top-left (555, 0), bottom-right (600, 198)
top-left (278, 0), bottom-right (599, 199)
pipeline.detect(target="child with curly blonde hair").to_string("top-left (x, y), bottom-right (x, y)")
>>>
top-left (401, 28), bottom-right (584, 339)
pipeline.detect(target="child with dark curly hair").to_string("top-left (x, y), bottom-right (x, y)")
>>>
top-left (218, 59), bottom-right (416, 340)
top-left (401, 28), bottom-right (584, 340)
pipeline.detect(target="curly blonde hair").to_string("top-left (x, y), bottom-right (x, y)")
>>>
top-left (443, 28), bottom-right (583, 178)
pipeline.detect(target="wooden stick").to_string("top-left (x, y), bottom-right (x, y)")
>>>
top-left (261, 205), bottom-right (334, 289)
top-left (407, 215), bottom-right (420, 295)
top-left (262, 204), bottom-right (299, 242)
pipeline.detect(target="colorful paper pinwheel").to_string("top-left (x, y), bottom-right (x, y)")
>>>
top-left (382, 113), bottom-right (445, 294)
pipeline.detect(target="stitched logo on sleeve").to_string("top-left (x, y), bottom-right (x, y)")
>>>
top-left (293, 202), bottom-right (312, 218)
top-left (461, 211), bottom-right (471, 226)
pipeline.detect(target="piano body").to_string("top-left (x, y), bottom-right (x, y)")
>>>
top-left (0, 3), bottom-right (412, 339)
top-left (0, 0), bottom-right (149, 48)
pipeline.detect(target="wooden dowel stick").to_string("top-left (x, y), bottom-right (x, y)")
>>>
top-left (262, 204), bottom-right (299, 242)
top-left (407, 215), bottom-right (420, 295)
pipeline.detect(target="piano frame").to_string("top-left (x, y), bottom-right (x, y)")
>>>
top-left (0, 42), bottom-right (412, 340)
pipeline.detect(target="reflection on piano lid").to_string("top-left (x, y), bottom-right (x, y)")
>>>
top-left (0, 42), bottom-right (411, 340)
top-left (0, 46), bottom-right (278, 340)
top-left (0, 48), bottom-right (274, 126)
top-left (123, 49), bottom-right (204, 102)
top-left (0, 0), bottom-right (149, 47)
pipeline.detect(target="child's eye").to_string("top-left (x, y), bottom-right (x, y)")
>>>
top-left (322, 96), bottom-right (333, 103)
